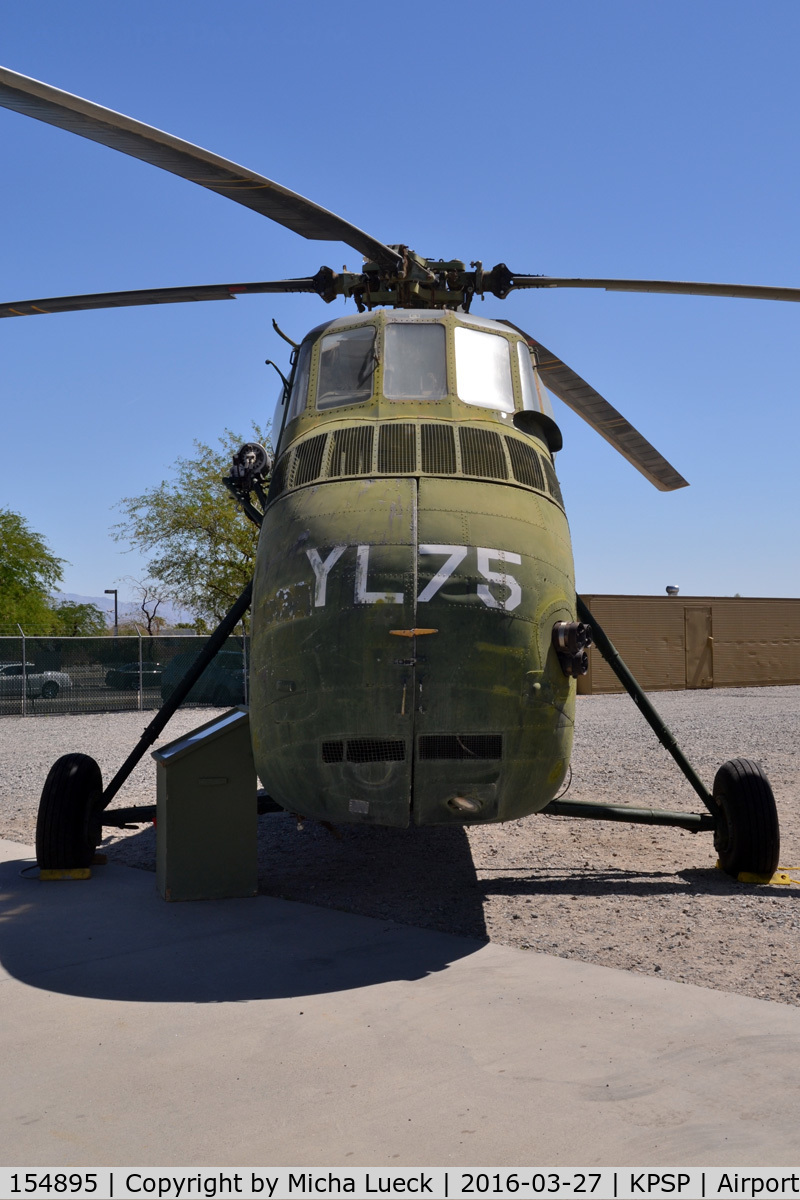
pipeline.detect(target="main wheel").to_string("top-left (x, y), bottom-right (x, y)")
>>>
top-left (41, 680), bottom-right (59, 699)
top-left (36, 753), bottom-right (104, 870)
top-left (713, 758), bottom-right (780, 878)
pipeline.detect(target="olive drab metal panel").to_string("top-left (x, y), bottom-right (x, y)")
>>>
top-left (250, 477), bottom-right (417, 827)
top-left (412, 477), bottom-right (575, 824)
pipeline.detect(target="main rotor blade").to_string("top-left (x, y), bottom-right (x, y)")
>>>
top-left (0, 65), bottom-right (402, 269)
top-left (505, 275), bottom-right (800, 303)
top-left (0, 279), bottom-right (319, 319)
top-left (501, 321), bottom-right (688, 492)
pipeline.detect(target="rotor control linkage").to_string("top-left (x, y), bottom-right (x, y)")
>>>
top-left (552, 620), bottom-right (592, 677)
top-left (576, 596), bottom-right (715, 815)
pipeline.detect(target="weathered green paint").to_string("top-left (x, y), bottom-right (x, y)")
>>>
top-left (250, 309), bottom-right (577, 827)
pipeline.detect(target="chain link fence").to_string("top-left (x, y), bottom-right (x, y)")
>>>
top-left (0, 634), bottom-right (249, 717)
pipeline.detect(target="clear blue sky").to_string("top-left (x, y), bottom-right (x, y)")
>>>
top-left (2, 1), bottom-right (799, 602)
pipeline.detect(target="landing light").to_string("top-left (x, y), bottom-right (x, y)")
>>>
top-left (448, 795), bottom-right (482, 814)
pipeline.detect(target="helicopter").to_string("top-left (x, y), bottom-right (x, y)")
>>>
top-left (0, 63), bottom-right (792, 883)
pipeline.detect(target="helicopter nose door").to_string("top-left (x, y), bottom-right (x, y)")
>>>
top-left (250, 475), bottom-right (417, 827)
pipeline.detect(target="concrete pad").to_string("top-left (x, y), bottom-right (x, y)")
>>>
top-left (2, 837), bottom-right (800, 1168)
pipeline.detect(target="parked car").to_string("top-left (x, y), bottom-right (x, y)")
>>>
top-left (0, 661), bottom-right (73, 699)
top-left (105, 662), bottom-right (163, 689)
top-left (160, 649), bottom-right (246, 706)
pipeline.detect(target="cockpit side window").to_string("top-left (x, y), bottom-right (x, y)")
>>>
top-left (286, 339), bottom-right (313, 423)
top-left (517, 341), bottom-right (555, 419)
top-left (316, 326), bottom-right (376, 409)
top-left (383, 323), bottom-right (447, 400)
top-left (454, 326), bottom-right (514, 412)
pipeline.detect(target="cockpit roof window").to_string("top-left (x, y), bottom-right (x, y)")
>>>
top-left (316, 325), bottom-right (376, 409)
top-left (383, 323), bottom-right (447, 401)
top-left (454, 326), bottom-right (514, 412)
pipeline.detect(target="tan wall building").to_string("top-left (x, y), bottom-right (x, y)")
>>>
top-left (577, 595), bottom-right (800, 694)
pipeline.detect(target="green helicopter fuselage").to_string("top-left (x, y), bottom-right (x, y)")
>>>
top-left (250, 308), bottom-right (576, 827)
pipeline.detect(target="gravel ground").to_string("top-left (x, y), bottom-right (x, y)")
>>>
top-left (2, 687), bottom-right (799, 1007)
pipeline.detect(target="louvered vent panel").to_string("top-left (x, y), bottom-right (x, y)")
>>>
top-left (378, 423), bottom-right (417, 473)
top-left (506, 438), bottom-right (545, 491)
top-left (459, 427), bottom-right (508, 480)
top-left (267, 452), bottom-right (291, 501)
top-left (292, 434), bottom-right (327, 486)
top-left (327, 427), bottom-right (374, 477)
top-left (542, 458), bottom-right (564, 507)
top-left (418, 734), bottom-right (503, 760)
top-left (421, 424), bottom-right (457, 474)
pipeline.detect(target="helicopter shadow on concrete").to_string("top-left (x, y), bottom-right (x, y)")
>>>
top-left (0, 820), bottom-right (487, 1005)
top-left (476, 865), bottom-right (800, 902)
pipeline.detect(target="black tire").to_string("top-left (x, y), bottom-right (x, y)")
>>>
top-left (713, 758), bottom-right (780, 878)
top-left (36, 753), bottom-right (104, 870)
top-left (41, 680), bottom-right (59, 699)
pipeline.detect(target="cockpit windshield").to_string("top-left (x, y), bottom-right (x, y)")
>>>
top-left (316, 325), bottom-right (376, 409)
top-left (454, 326), bottom-right (515, 412)
top-left (383, 323), bottom-right (447, 400)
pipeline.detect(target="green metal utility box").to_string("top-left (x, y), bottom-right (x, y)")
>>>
top-left (153, 707), bottom-right (258, 902)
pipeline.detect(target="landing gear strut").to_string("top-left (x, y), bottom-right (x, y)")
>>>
top-left (35, 580), bottom-right (253, 871)
top-left (542, 598), bottom-right (781, 879)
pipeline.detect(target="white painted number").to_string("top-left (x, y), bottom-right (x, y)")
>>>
top-left (303, 544), bottom-right (522, 611)
top-left (476, 547), bottom-right (522, 612)
top-left (417, 544), bottom-right (469, 603)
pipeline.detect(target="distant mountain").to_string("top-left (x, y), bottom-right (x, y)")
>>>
top-left (52, 592), bottom-right (195, 626)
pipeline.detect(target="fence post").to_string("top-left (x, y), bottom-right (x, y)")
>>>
top-left (134, 624), bottom-right (144, 712)
top-left (17, 624), bottom-right (27, 717)
top-left (241, 618), bottom-right (248, 706)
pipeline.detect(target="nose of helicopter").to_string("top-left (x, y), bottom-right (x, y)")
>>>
top-left (249, 471), bottom-right (575, 828)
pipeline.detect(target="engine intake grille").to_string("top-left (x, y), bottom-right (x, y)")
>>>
top-left (421, 424), bottom-right (457, 474)
top-left (507, 437), bottom-right (545, 491)
top-left (293, 433), bottom-right (327, 486)
top-left (328, 427), bottom-right (374, 477)
top-left (459, 428), bottom-right (508, 480)
top-left (269, 426), bottom-right (564, 509)
top-left (541, 457), bottom-right (564, 506)
top-left (378, 423), bottom-right (417, 473)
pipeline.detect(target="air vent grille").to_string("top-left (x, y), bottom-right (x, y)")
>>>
top-left (419, 734), bottom-right (503, 760)
top-left (328, 427), bottom-right (374, 477)
top-left (459, 427), bottom-right (508, 480)
top-left (346, 739), bottom-right (405, 762)
top-left (322, 739), bottom-right (406, 764)
top-left (270, 422), bottom-right (563, 506)
top-left (293, 433), bottom-right (327, 486)
top-left (421, 424), bottom-right (457, 474)
top-left (378, 423), bottom-right (417, 473)
top-left (541, 458), bottom-right (564, 507)
top-left (267, 453), bottom-right (291, 501)
top-left (506, 438), bottom-right (545, 491)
